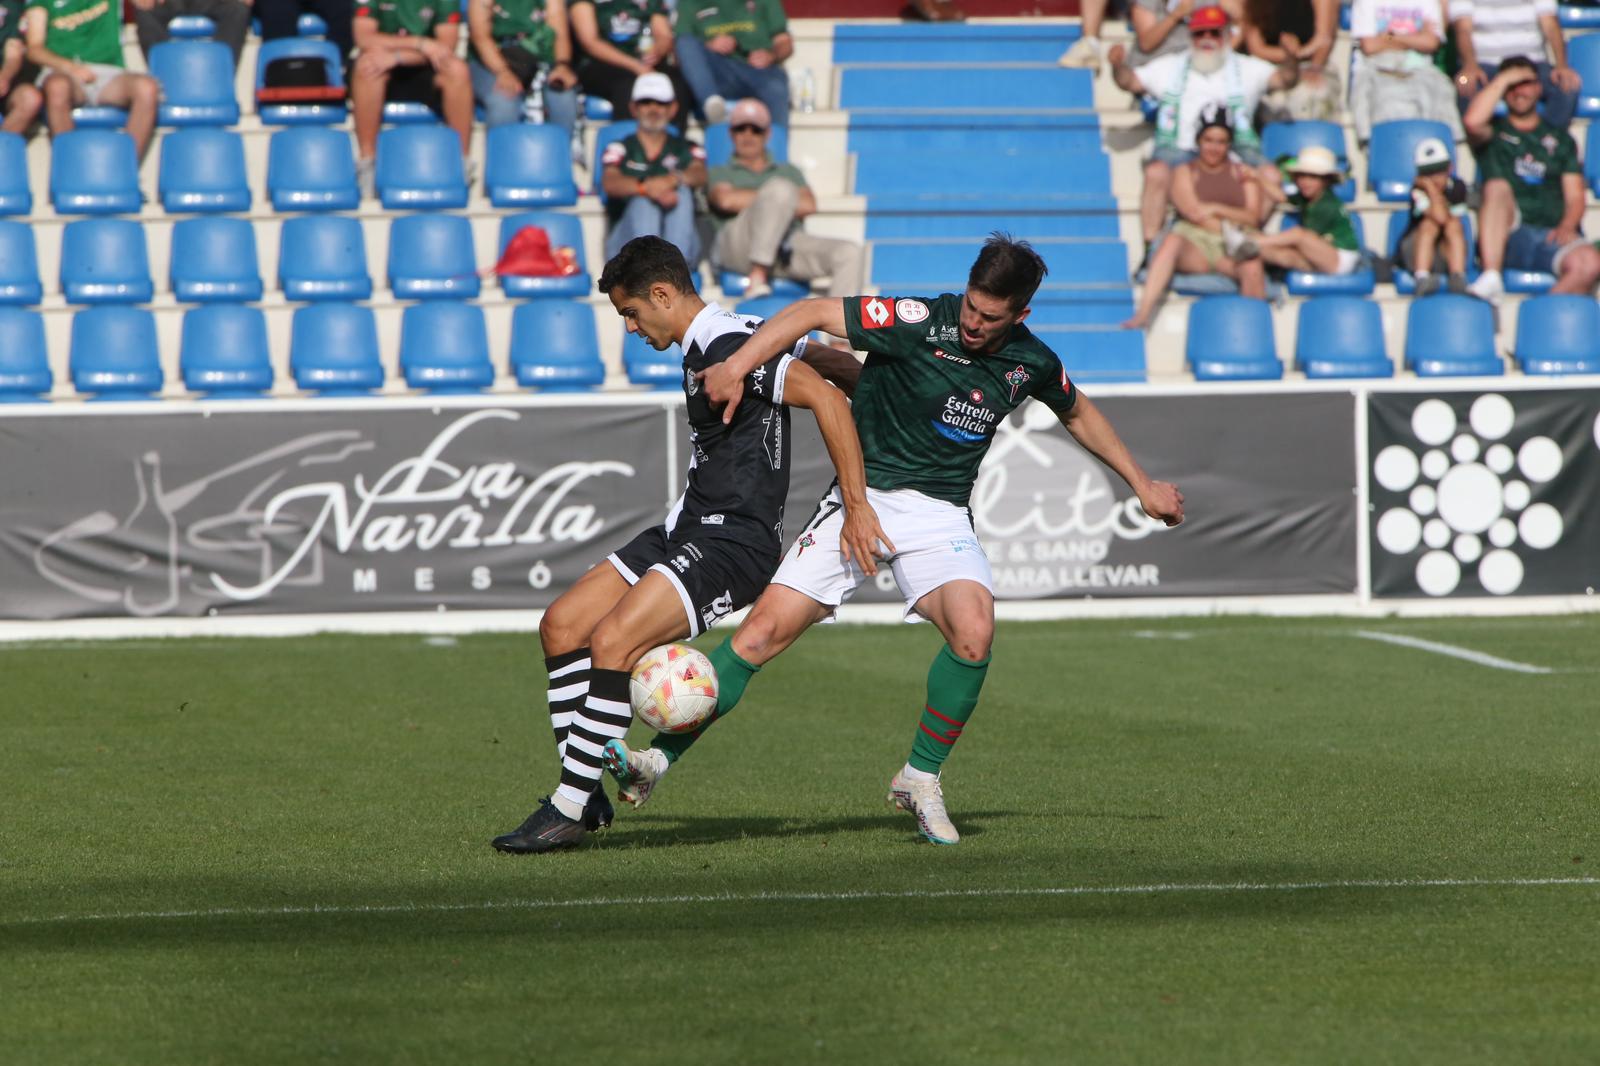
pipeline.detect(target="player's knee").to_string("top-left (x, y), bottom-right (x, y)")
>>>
top-left (42, 74), bottom-right (73, 105)
top-left (949, 624), bottom-right (993, 663)
top-left (587, 617), bottom-right (642, 671)
top-left (538, 600), bottom-right (587, 655)
top-left (731, 611), bottom-right (780, 662)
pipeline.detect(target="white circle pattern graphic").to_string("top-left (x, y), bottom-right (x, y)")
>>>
top-left (1409, 484), bottom-right (1437, 515)
top-left (1503, 479), bottom-right (1531, 511)
top-left (1373, 445), bottom-right (1420, 492)
top-left (1435, 463), bottom-right (1502, 534)
top-left (1416, 551), bottom-right (1461, 595)
top-left (1518, 436), bottom-right (1562, 482)
top-left (1454, 533), bottom-right (1482, 564)
top-left (1424, 518), bottom-right (1451, 549)
top-left (1470, 394), bottom-right (1515, 440)
top-left (1489, 518), bottom-right (1518, 548)
top-left (1412, 399), bottom-right (1456, 445)
top-left (1478, 549), bottom-right (1524, 596)
top-left (1421, 449), bottom-right (1449, 479)
top-left (1451, 434), bottom-right (1480, 463)
top-left (1377, 508), bottom-right (1423, 554)
top-left (1485, 443), bottom-right (1514, 474)
top-left (1518, 503), bottom-right (1563, 549)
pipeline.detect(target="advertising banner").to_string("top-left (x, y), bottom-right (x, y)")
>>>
top-left (1368, 388), bottom-right (1600, 598)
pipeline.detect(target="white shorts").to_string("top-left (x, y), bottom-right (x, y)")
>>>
top-left (774, 484), bottom-right (993, 622)
top-left (1332, 248), bottom-right (1362, 275)
top-left (38, 63), bottom-right (127, 106)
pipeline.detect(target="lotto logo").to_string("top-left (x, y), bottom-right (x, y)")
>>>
top-left (862, 298), bottom-right (894, 329)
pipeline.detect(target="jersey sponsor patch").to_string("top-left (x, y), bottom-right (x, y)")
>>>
top-left (895, 299), bottom-right (929, 324)
top-left (862, 297), bottom-right (894, 329)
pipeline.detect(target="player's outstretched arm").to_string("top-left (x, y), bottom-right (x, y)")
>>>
top-left (798, 344), bottom-right (863, 398)
top-left (782, 360), bottom-right (894, 574)
top-left (1059, 393), bottom-right (1185, 526)
top-left (701, 298), bottom-right (851, 423)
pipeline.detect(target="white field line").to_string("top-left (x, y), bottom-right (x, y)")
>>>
top-left (1353, 630), bottom-right (1556, 674)
top-left (7, 877), bottom-right (1599, 928)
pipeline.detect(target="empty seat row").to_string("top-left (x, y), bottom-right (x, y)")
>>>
top-left (0, 212), bottom-right (591, 306)
top-left (0, 301), bottom-right (616, 402)
top-left (1187, 294), bottom-right (1600, 380)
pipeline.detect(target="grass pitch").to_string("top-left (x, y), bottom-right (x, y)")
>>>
top-left (3, 615), bottom-right (1599, 1064)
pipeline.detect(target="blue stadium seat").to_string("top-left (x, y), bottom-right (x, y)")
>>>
top-left (622, 330), bottom-right (682, 389)
top-left (60, 219), bottom-right (153, 304)
top-left (719, 272), bottom-right (808, 299)
top-left (839, 67), bottom-right (1091, 111)
top-left (0, 308), bottom-right (51, 401)
top-left (167, 15), bottom-right (215, 36)
top-left (158, 128), bottom-right (251, 213)
top-left (149, 38), bottom-right (240, 125)
top-left (376, 125), bottom-right (468, 209)
top-left (50, 130), bottom-right (141, 214)
top-left (170, 217), bottom-right (263, 303)
top-left (484, 123), bottom-right (578, 207)
top-left (1185, 296), bottom-right (1282, 380)
top-left (1386, 209), bottom-right (1478, 293)
top-left (290, 303), bottom-right (384, 395)
top-left (0, 221), bottom-right (42, 305)
top-left (383, 101), bottom-right (438, 124)
top-left (873, 240), bottom-right (1125, 288)
top-left (510, 301), bottom-right (605, 390)
top-left (70, 107), bottom-right (126, 129)
top-left (832, 21), bottom-right (1076, 63)
top-left (1260, 120), bottom-right (1355, 200)
top-left (585, 95), bottom-right (613, 120)
top-left (1280, 212), bottom-right (1375, 295)
top-left (255, 38), bottom-right (346, 125)
top-left (1405, 294), bottom-right (1503, 376)
top-left (298, 12), bottom-right (328, 34)
top-left (854, 150), bottom-right (1108, 197)
top-left (388, 214), bottom-right (481, 300)
top-left (71, 306), bottom-right (163, 399)
top-left (278, 215), bottom-right (372, 301)
top-left (0, 132), bottom-right (31, 214)
top-left (1572, 33), bottom-right (1600, 116)
top-left (733, 292), bottom-right (805, 320)
top-left (1503, 267), bottom-right (1557, 294)
top-left (1295, 297), bottom-right (1393, 378)
top-left (701, 123), bottom-right (789, 168)
top-left (497, 212), bottom-right (590, 298)
top-left (1025, 328), bottom-right (1146, 383)
top-left (268, 127), bottom-right (359, 211)
top-left (1562, 3), bottom-right (1600, 28)
top-left (1368, 120), bottom-right (1455, 201)
top-left (1514, 294), bottom-right (1600, 374)
top-left (400, 302), bottom-right (494, 392)
top-left (181, 305), bottom-right (273, 397)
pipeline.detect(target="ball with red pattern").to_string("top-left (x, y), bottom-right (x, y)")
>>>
top-left (629, 643), bottom-right (719, 734)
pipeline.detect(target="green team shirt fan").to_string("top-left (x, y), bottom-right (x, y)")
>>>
top-left (24, 0), bottom-right (123, 65)
top-left (355, 0), bottom-right (462, 38)
top-left (1292, 190), bottom-right (1360, 251)
top-left (1479, 116), bottom-right (1581, 229)
top-left (602, 132), bottom-right (705, 220)
top-left (678, 0), bottom-right (786, 56)
top-left (470, 0), bottom-right (556, 66)
top-left (571, 0), bottom-right (664, 56)
top-left (841, 293), bottom-right (1078, 508)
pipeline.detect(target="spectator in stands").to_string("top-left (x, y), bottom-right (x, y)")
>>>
top-left (1058, 0), bottom-right (1111, 71)
top-left (1348, 0), bottom-right (1463, 145)
top-left (568, 0), bottom-right (689, 120)
top-left (1465, 56), bottom-right (1600, 301)
top-left (707, 97), bottom-right (862, 300)
top-left (351, 0), bottom-right (475, 196)
top-left (1246, 146), bottom-right (1363, 276)
top-left (1111, 4), bottom-right (1295, 263)
top-left (467, 0), bottom-right (579, 136)
top-left (674, 0), bottom-right (791, 123)
top-left (25, 0), bottom-right (162, 158)
top-left (258, 0), bottom-right (354, 60)
top-left (131, 0), bottom-right (251, 66)
top-left (1452, 0), bottom-right (1579, 130)
top-left (1238, 0), bottom-right (1338, 122)
top-left (0, 0), bottom-right (43, 133)
top-left (602, 72), bottom-right (706, 263)
top-left (1110, 0), bottom-right (1244, 74)
top-left (1397, 136), bottom-right (1469, 295)
top-left (1121, 106), bottom-right (1265, 330)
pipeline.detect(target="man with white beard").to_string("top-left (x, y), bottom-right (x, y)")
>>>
top-left (1110, 4), bottom-right (1298, 266)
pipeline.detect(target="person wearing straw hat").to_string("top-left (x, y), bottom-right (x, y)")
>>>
top-left (1246, 144), bottom-right (1362, 275)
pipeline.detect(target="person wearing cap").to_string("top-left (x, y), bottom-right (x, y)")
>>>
top-left (674, 0), bottom-right (792, 124)
top-left (1452, 0), bottom-right (1579, 131)
top-left (1464, 54), bottom-right (1600, 302)
top-left (1245, 145), bottom-right (1363, 276)
top-left (706, 97), bottom-right (862, 301)
top-left (1348, 0), bottom-right (1462, 145)
top-left (568, 0), bottom-right (689, 120)
top-left (1397, 137), bottom-right (1469, 296)
top-left (601, 72), bottom-right (707, 263)
top-left (349, 0), bottom-right (475, 196)
top-left (1111, 4), bottom-right (1297, 262)
top-left (468, 0), bottom-right (580, 134)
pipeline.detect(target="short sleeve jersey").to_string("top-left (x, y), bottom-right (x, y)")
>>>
top-left (603, 132), bottom-right (705, 218)
top-left (706, 157), bottom-right (807, 231)
top-left (24, 0), bottom-right (122, 66)
top-left (673, 303), bottom-right (805, 555)
top-left (841, 293), bottom-right (1077, 508)
top-left (1293, 191), bottom-right (1360, 251)
top-left (572, 0), bottom-right (664, 57)
top-left (355, 0), bottom-right (461, 38)
top-left (1479, 116), bottom-right (1579, 229)
top-left (469, 0), bottom-right (555, 65)
top-left (679, 0), bottom-right (787, 55)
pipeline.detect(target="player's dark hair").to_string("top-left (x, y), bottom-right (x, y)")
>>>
top-left (1497, 54), bottom-right (1538, 78)
top-left (967, 232), bottom-right (1048, 312)
top-left (598, 235), bottom-right (695, 298)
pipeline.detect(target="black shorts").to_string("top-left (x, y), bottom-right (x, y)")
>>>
top-left (607, 525), bottom-right (777, 637)
top-left (386, 64), bottom-right (442, 110)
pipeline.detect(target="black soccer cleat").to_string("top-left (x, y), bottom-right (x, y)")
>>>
top-left (584, 784), bottom-right (614, 832)
top-left (491, 798), bottom-right (589, 854)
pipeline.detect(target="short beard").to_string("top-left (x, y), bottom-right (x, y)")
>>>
top-left (1190, 45), bottom-right (1226, 75)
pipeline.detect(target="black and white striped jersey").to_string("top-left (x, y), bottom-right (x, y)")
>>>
top-left (668, 302), bottom-right (807, 557)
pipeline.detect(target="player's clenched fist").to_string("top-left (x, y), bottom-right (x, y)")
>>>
top-left (1139, 481), bottom-right (1185, 526)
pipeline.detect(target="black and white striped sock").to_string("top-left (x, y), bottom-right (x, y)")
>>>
top-left (553, 667), bottom-right (632, 821)
top-left (543, 648), bottom-right (590, 763)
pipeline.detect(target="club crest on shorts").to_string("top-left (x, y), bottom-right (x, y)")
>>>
top-left (797, 532), bottom-right (816, 554)
top-left (1005, 365), bottom-right (1030, 401)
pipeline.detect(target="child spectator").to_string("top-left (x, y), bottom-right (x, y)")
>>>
top-left (1248, 146), bottom-right (1363, 275)
top-left (1398, 137), bottom-right (1469, 295)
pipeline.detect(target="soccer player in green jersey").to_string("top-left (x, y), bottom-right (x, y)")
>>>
top-left (603, 235), bottom-right (1186, 845)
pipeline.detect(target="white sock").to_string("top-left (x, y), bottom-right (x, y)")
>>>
top-left (901, 763), bottom-right (937, 783)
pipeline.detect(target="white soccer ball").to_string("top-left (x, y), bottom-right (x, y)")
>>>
top-left (629, 643), bottom-right (719, 734)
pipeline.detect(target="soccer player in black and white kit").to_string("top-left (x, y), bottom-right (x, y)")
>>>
top-left (491, 236), bottom-right (890, 854)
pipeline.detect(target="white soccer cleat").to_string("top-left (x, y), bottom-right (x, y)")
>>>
top-left (602, 740), bottom-right (670, 809)
top-left (887, 769), bottom-right (960, 845)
